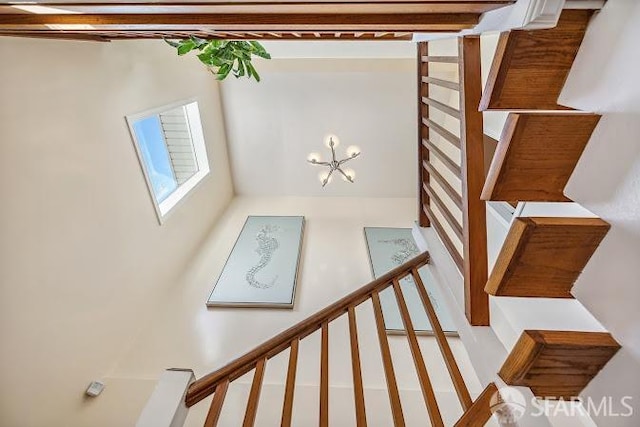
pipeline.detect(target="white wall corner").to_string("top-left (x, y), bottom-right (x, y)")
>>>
top-left (136, 369), bottom-right (195, 427)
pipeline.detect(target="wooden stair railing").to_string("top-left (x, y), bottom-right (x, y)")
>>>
top-left (417, 37), bottom-right (489, 326)
top-left (184, 251), bottom-right (496, 426)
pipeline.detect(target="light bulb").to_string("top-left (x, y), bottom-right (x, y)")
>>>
top-left (318, 171), bottom-right (332, 186)
top-left (341, 168), bottom-right (356, 183)
top-left (324, 134), bottom-right (340, 148)
top-left (346, 145), bottom-right (361, 158)
top-left (307, 152), bottom-right (321, 163)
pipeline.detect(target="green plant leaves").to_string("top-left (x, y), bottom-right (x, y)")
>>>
top-left (165, 38), bottom-right (271, 82)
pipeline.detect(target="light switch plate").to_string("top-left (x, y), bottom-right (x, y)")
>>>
top-left (86, 381), bottom-right (105, 397)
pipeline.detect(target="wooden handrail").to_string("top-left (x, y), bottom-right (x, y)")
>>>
top-left (185, 251), bottom-right (430, 407)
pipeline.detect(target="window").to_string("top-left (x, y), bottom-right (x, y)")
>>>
top-left (127, 100), bottom-right (210, 223)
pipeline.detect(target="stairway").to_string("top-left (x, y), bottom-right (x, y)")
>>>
top-left (479, 8), bottom-right (621, 399)
top-left (183, 252), bottom-right (498, 426)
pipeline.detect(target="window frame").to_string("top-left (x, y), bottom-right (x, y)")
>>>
top-left (126, 98), bottom-right (211, 224)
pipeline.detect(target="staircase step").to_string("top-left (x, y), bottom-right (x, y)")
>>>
top-left (482, 113), bottom-right (601, 202)
top-left (499, 330), bottom-right (620, 399)
top-left (486, 217), bottom-right (609, 298)
top-left (480, 9), bottom-right (594, 110)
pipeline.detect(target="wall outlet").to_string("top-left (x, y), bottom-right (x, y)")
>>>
top-left (85, 381), bottom-right (105, 397)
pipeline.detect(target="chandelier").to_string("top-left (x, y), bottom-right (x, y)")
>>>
top-left (307, 135), bottom-right (361, 187)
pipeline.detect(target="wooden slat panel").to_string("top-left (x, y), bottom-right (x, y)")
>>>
top-left (421, 55), bottom-right (459, 63)
top-left (320, 322), bottom-right (329, 427)
top-left (0, 13), bottom-right (481, 32)
top-left (392, 279), bottom-right (443, 427)
top-left (480, 10), bottom-right (593, 110)
top-left (348, 306), bottom-right (367, 427)
top-left (423, 204), bottom-right (463, 271)
top-left (422, 141), bottom-right (461, 176)
top-left (0, 30), bottom-right (409, 41)
top-left (418, 41), bottom-right (430, 227)
top-left (411, 268), bottom-right (472, 410)
top-left (458, 36), bottom-right (489, 326)
top-left (422, 76), bottom-right (460, 91)
top-left (186, 251), bottom-right (429, 406)
top-left (453, 383), bottom-right (498, 427)
top-left (423, 163), bottom-right (462, 210)
top-left (281, 339), bottom-right (299, 427)
top-left (203, 380), bottom-right (229, 427)
top-left (422, 96), bottom-right (461, 119)
top-left (486, 217), bottom-right (610, 298)
top-left (423, 183), bottom-right (463, 240)
top-left (242, 358), bottom-right (266, 427)
top-left (371, 291), bottom-right (406, 427)
top-left (482, 113), bottom-right (601, 202)
top-left (499, 331), bottom-right (620, 398)
top-left (422, 117), bottom-right (461, 148)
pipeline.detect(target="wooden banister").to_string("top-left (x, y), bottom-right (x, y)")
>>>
top-left (372, 290), bottom-right (406, 427)
top-left (392, 278), bottom-right (443, 427)
top-left (186, 249), bottom-right (505, 426)
top-left (320, 322), bottom-right (329, 427)
top-left (453, 383), bottom-right (498, 427)
top-left (203, 380), bottom-right (228, 427)
top-left (280, 339), bottom-right (299, 427)
top-left (411, 268), bottom-right (472, 410)
top-left (185, 251), bottom-right (430, 407)
top-left (418, 36), bottom-right (489, 328)
top-left (348, 306), bottom-right (367, 427)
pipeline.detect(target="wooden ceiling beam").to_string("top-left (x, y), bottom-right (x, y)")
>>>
top-left (0, 13), bottom-right (480, 32)
top-left (0, 3), bottom-right (514, 15)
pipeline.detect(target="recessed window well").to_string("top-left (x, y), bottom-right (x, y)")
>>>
top-left (127, 100), bottom-right (210, 223)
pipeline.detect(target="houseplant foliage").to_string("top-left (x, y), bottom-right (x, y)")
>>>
top-left (165, 37), bottom-right (271, 82)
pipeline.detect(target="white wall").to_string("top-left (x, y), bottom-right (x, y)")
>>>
top-left (559, 0), bottom-right (640, 424)
top-left (0, 38), bottom-right (234, 427)
top-left (260, 40), bottom-right (416, 59)
top-left (89, 196), bottom-right (485, 426)
top-left (221, 58), bottom-right (418, 198)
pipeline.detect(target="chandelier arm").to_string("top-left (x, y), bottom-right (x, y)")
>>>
top-left (336, 167), bottom-right (354, 183)
top-left (338, 152), bottom-right (360, 166)
top-left (322, 168), bottom-right (335, 187)
top-left (308, 160), bottom-right (331, 166)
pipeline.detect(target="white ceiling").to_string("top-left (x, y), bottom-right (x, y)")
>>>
top-left (220, 42), bottom-right (418, 197)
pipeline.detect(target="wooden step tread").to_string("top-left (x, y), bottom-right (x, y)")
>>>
top-left (482, 112), bottom-right (601, 202)
top-left (486, 217), bottom-right (610, 298)
top-left (480, 9), bottom-right (594, 110)
top-left (499, 330), bottom-right (620, 399)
